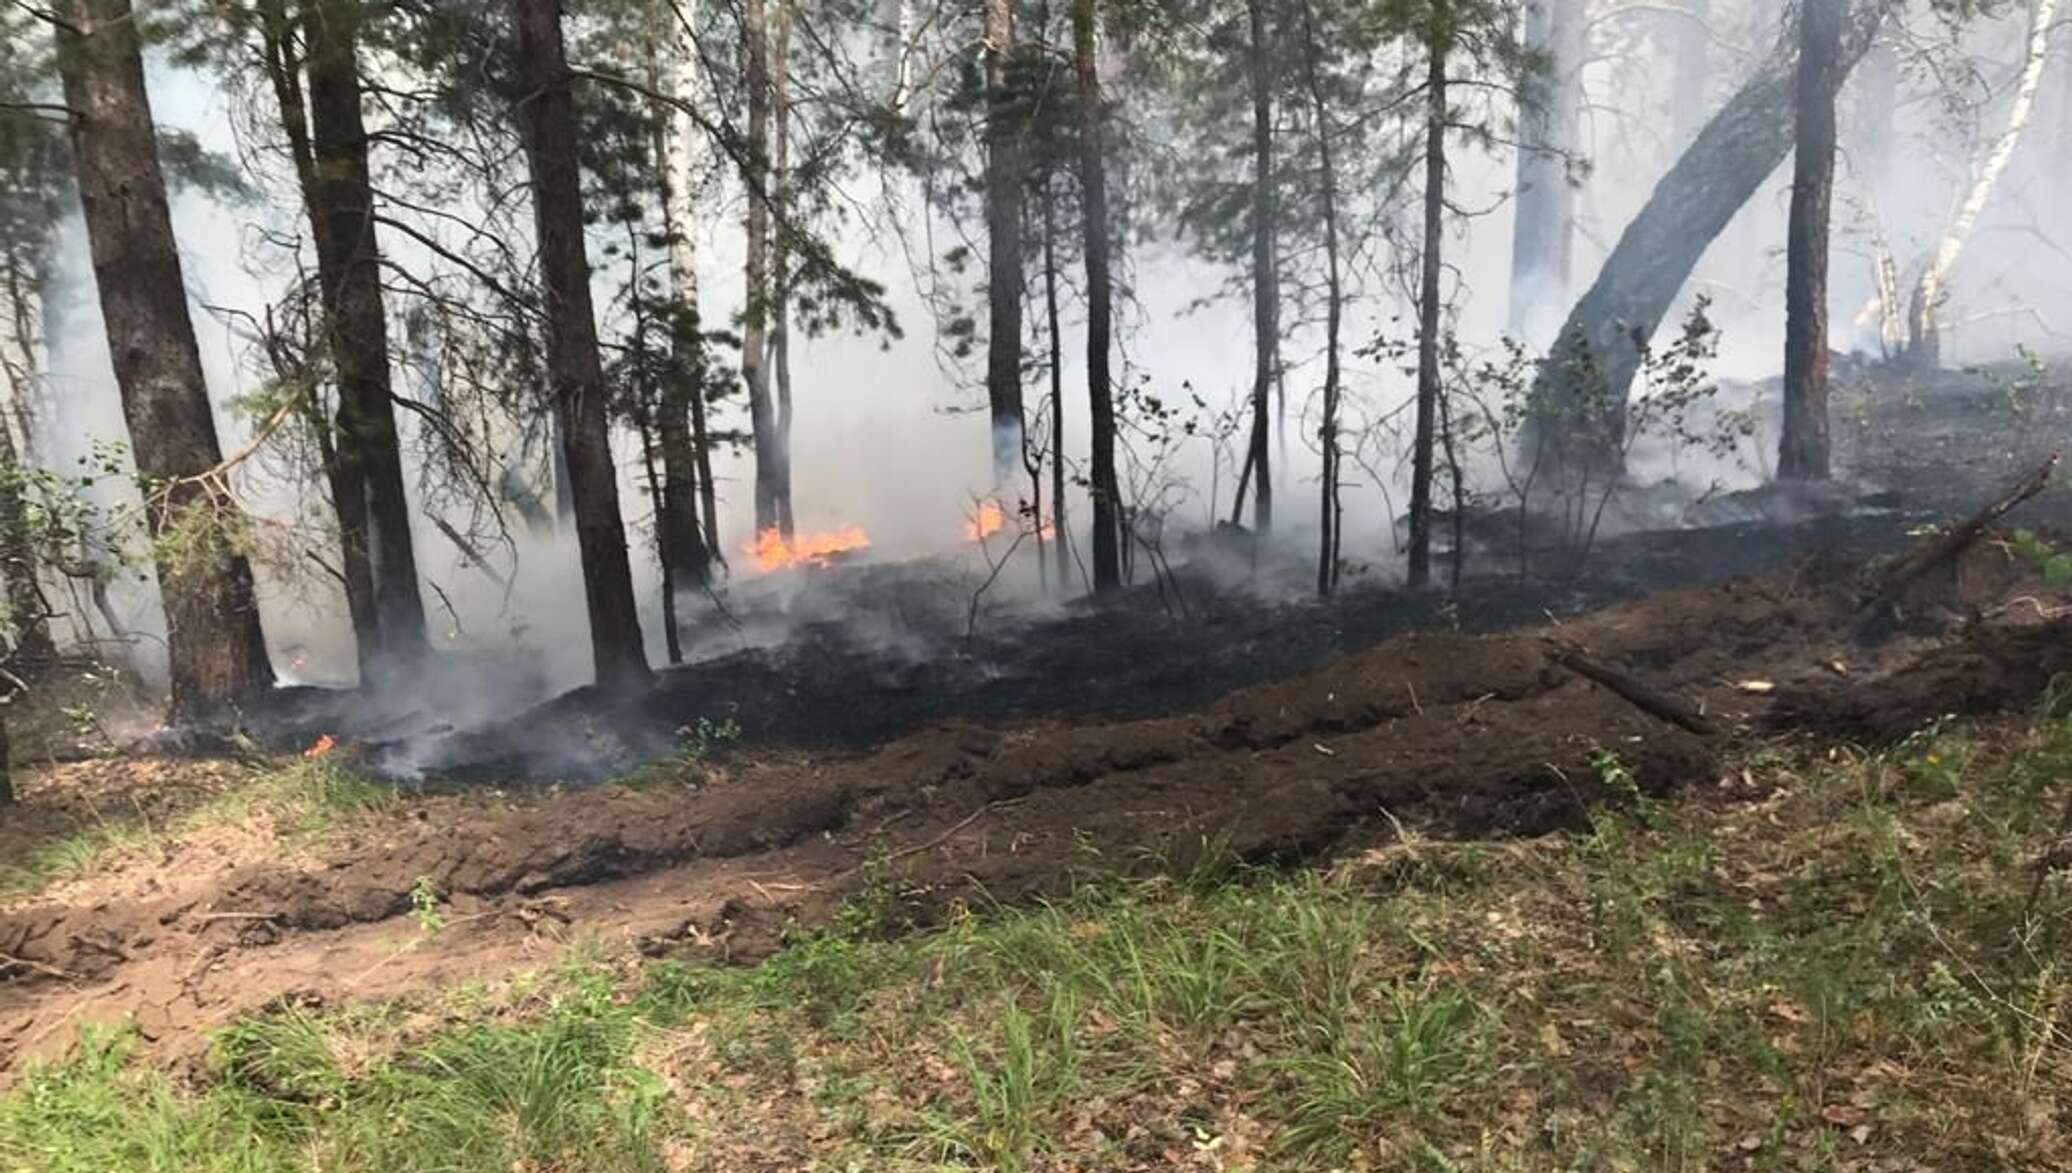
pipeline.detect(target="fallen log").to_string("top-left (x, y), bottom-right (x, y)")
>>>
top-left (1854, 451), bottom-right (2059, 642)
top-left (1548, 645), bottom-right (1721, 738)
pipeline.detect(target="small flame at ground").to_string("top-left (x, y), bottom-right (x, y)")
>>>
top-left (305, 734), bottom-right (336, 760)
top-left (746, 525), bottom-right (871, 572)
top-left (964, 500), bottom-right (1006, 541)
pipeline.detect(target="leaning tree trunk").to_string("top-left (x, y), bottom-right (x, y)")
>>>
top-left (1529, 0), bottom-right (1895, 472)
top-left (1408, 16), bottom-right (1448, 589)
top-left (1508, 0), bottom-right (1582, 340)
top-left (59, 0), bottom-right (275, 721)
top-left (304, 0), bottom-right (429, 675)
top-left (1073, 0), bottom-right (1121, 593)
top-left (514, 0), bottom-right (652, 692)
top-left (1778, 0), bottom-right (1842, 481)
top-left (1903, 0), bottom-right (2058, 368)
top-left (741, 0), bottom-right (781, 537)
top-left (1240, 0), bottom-right (1276, 533)
top-left (983, 0), bottom-right (1027, 494)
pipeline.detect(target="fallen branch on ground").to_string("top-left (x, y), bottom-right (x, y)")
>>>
top-left (1855, 451), bottom-right (2059, 642)
top-left (1548, 645), bottom-right (1721, 738)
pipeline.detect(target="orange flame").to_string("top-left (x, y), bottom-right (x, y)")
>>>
top-left (964, 500), bottom-right (1006, 541)
top-left (746, 525), bottom-right (870, 572)
top-left (305, 734), bottom-right (336, 760)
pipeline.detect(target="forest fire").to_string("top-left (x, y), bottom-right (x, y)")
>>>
top-left (745, 524), bottom-right (871, 572)
top-left (964, 500), bottom-right (1006, 540)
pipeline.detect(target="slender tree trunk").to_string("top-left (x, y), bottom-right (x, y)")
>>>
top-left (658, 0), bottom-right (722, 558)
top-left (1509, 0), bottom-right (1581, 340)
top-left (1042, 179), bottom-right (1069, 591)
top-left (303, 0), bottom-right (429, 675)
top-left (1298, 0), bottom-right (1341, 595)
top-left (741, 0), bottom-right (780, 535)
top-left (1904, 0), bottom-right (2058, 368)
top-left (59, 0), bottom-right (275, 720)
top-left (647, 4), bottom-right (712, 592)
top-left (983, 0), bottom-right (1027, 492)
top-left (1778, 0), bottom-right (1841, 481)
top-left (1528, 0), bottom-right (1895, 471)
top-left (514, 0), bottom-right (652, 691)
top-left (1408, 17), bottom-right (1448, 589)
top-left (1073, 0), bottom-right (1120, 592)
top-left (1242, 0), bottom-right (1275, 533)
top-left (770, 0), bottom-right (796, 536)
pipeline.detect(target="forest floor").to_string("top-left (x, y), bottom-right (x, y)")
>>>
top-left (2, 363), bottom-right (2072, 1169)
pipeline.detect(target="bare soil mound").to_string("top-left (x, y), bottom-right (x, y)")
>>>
top-left (6, 527), bottom-right (2067, 1076)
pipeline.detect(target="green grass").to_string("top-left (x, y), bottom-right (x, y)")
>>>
top-left (6, 712), bottom-right (2072, 1170)
top-left (0, 756), bottom-right (393, 899)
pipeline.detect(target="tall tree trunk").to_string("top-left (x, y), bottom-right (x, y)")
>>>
top-left (647, 4), bottom-right (712, 594)
top-left (1508, 0), bottom-right (1581, 340)
top-left (1042, 178), bottom-right (1069, 591)
top-left (257, 5), bottom-right (380, 678)
top-left (983, 0), bottom-right (1027, 492)
top-left (657, 0), bottom-right (722, 558)
top-left (303, 0), bottom-right (428, 676)
top-left (770, 0), bottom-right (796, 536)
top-left (1299, 0), bottom-right (1342, 596)
top-left (1904, 0), bottom-right (2058, 368)
top-left (514, 0), bottom-right (652, 691)
top-left (741, 0), bottom-right (780, 535)
top-left (1408, 16), bottom-right (1448, 589)
top-left (59, 0), bottom-right (275, 720)
top-left (1778, 0), bottom-right (1841, 481)
top-left (1529, 0), bottom-right (1894, 472)
top-left (1072, 0), bottom-right (1120, 592)
top-left (1242, 0), bottom-right (1275, 533)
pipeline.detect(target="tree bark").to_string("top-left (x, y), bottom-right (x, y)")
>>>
top-left (1073, 0), bottom-right (1120, 593)
top-left (770, 0), bottom-right (795, 536)
top-left (983, 0), bottom-right (1027, 493)
top-left (1242, 0), bottom-right (1275, 533)
top-left (1903, 0), bottom-right (2058, 368)
top-left (514, 0), bottom-right (652, 692)
top-left (741, 0), bottom-right (781, 536)
top-left (1042, 179), bottom-right (1069, 591)
top-left (645, 5), bottom-right (712, 595)
top-left (1408, 17), bottom-right (1447, 589)
top-left (1529, 0), bottom-right (1893, 471)
top-left (303, 0), bottom-right (429, 674)
top-left (1298, 0), bottom-right (1341, 596)
top-left (656, 0), bottom-right (722, 559)
top-left (1508, 0), bottom-right (1582, 339)
top-left (1778, 0), bottom-right (1841, 481)
top-left (59, 0), bottom-right (276, 720)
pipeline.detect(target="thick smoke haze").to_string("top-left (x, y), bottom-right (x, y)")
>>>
top-left (15, 2), bottom-right (2069, 700)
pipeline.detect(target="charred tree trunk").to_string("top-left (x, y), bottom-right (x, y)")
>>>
top-left (741, 0), bottom-right (781, 536)
top-left (1042, 178), bottom-right (1070, 591)
top-left (60, 0), bottom-right (275, 720)
top-left (1508, 0), bottom-right (1581, 339)
top-left (514, 0), bottom-right (652, 692)
top-left (303, 0), bottom-right (429, 674)
top-left (1778, 0), bottom-right (1841, 481)
top-left (1242, 0), bottom-right (1275, 533)
top-left (1408, 17), bottom-right (1448, 589)
top-left (983, 0), bottom-right (1027, 492)
top-left (1529, 0), bottom-right (1893, 472)
top-left (1073, 0), bottom-right (1121, 593)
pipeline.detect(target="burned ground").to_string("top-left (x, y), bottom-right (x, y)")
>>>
top-left (2, 364), bottom-right (2070, 1078)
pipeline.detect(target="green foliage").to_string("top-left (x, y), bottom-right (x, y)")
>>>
top-left (2012, 529), bottom-right (2072, 588)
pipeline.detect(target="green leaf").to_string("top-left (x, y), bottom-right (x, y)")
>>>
top-left (2044, 555), bottom-right (2072, 589)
